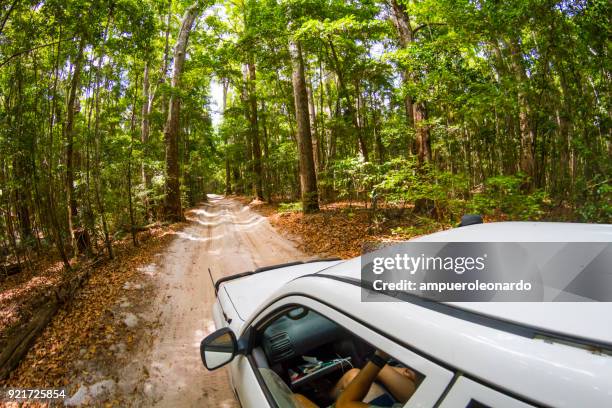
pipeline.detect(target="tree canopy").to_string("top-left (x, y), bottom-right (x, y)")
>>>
top-left (0, 0), bottom-right (610, 269)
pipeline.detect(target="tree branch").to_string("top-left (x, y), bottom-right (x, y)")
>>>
top-left (0, 0), bottom-right (19, 37)
top-left (0, 38), bottom-right (75, 69)
top-left (412, 22), bottom-right (446, 36)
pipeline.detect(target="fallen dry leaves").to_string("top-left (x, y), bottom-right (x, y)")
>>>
top-left (0, 259), bottom-right (64, 341)
top-left (270, 209), bottom-right (372, 258)
top-left (0, 223), bottom-right (185, 407)
top-left (244, 198), bottom-right (453, 259)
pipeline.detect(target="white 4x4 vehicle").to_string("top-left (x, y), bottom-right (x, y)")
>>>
top-left (201, 222), bottom-right (612, 408)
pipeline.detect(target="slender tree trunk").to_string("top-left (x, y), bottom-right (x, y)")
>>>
top-left (222, 79), bottom-right (232, 196)
top-left (508, 38), bottom-right (536, 186)
top-left (289, 39), bottom-right (319, 213)
top-left (413, 103), bottom-right (431, 163)
top-left (261, 101), bottom-right (272, 202)
top-left (45, 31), bottom-right (71, 269)
top-left (64, 36), bottom-right (91, 257)
top-left (389, 0), bottom-right (415, 153)
top-left (389, 0), bottom-right (431, 163)
top-left (141, 62), bottom-right (153, 220)
top-left (371, 95), bottom-right (385, 164)
top-left (3, 180), bottom-right (22, 272)
top-left (317, 60), bottom-right (329, 170)
top-left (557, 69), bottom-right (572, 198)
top-left (163, 3), bottom-right (199, 221)
top-left (306, 80), bottom-right (321, 174)
top-left (159, 1), bottom-right (173, 118)
top-left (89, 13), bottom-right (115, 259)
top-left (13, 65), bottom-right (33, 243)
top-left (142, 5), bottom-right (172, 216)
top-left (225, 154), bottom-right (232, 195)
top-left (354, 79), bottom-right (370, 163)
top-left (328, 39), bottom-right (369, 162)
top-left (14, 161), bottom-right (32, 243)
top-left (83, 56), bottom-right (98, 254)
top-left (93, 74), bottom-right (113, 259)
top-left (233, 167), bottom-right (242, 194)
top-left (247, 60), bottom-right (264, 200)
top-left (241, 66), bottom-right (253, 195)
top-left (128, 91), bottom-right (138, 247)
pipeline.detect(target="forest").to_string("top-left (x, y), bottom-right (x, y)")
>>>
top-left (0, 0), bottom-right (610, 272)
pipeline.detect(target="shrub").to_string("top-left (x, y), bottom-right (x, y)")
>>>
top-left (278, 201), bottom-right (302, 213)
top-left (577, 180), bottom-right (611, 223)
top-left (468, 174), bottom-right (549, 220)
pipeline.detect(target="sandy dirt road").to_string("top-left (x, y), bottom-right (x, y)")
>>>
top-left (126, 195), bottom-right (305, 407)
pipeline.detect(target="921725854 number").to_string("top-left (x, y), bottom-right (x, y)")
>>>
top-left (1, 388), bottom-right (67, 401)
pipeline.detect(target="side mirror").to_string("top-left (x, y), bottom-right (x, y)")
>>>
top-left (200, 327), bottom-right (238, 370)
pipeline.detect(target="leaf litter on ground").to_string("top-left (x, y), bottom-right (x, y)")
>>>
top-left (0, 222), bottom-right (186, 407)
top-left (242, 197), bottom-right (452, 258)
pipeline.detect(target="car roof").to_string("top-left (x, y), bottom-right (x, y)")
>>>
top-left (317, 222), bottom-right (612, 347)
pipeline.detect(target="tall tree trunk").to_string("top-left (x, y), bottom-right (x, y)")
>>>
top-left (14, 157), bottom-right (32, 243)
top-left (93, 74), bottom-right (113, 259)
top-left (128, 89), bottom-right (138, 247)
top-left (45, 29), bottom-right (71, 269)
top-left (247, 60), bottom-right (264, 200)
top-left (241, 66), bottom-right (253, 195)
top-left (389, 0), bottom-right (414, 144)
top-left (306, 80), bottom-right (321, 174)
top-left (64, 36), bottom-right (91, 256)
top-left (354, 79), bottom-right (370, 163)
top-left (83, 56), bottom-right (98, 254)
top-left (160, 1), bottom-right (173, 119)
top-left (316, 61), bottom-right (329, 171)
top-left (328, 39), bottom-right (369, 162)
top-left (289, 39), bottom-right (319, 213)
top-left (389, 0), bottom-right (431, 163)
top-left (141, 62), bottom-right (152, 220)
top-left (371, 95), bottom-right (385, 164)
top-left (507, 38), bottom-right (536, 186)
top-left (557, 69), bottom-right (572, 197)
top-left (222, 79), bottom-right (232, 196)
top-left (260, 100), bottom-right (272, 202)
top-left (163, 3), bottom-right (199, 221)
top-left (90, 14), bottom-right (114, 259)
top-left (142, 4), bottom-right (172, 215)
top-left (413, 103), bottom-right (431, 163)
top-left (13, 64), bottom-right (33, 243)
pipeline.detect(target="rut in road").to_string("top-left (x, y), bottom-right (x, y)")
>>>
top-left (124, 195), bottom-right (306, 407)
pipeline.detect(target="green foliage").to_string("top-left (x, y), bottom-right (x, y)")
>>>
top-left (577, 180), bottom-right (612, 223)
top-left (0, 0), bottom-right (609, 265)
top-left (375, 159), bottom-right (466, 208)
top-left (390, 219), bottom-right (448, 239)
top-left (468, 175), bottom-right (550, 220)
top-left (323, 159), bottom-right (552, 222)
top-left (278, 201), bottom-right (303, 212)
top-left (325, 157), bottom-right (384, 202)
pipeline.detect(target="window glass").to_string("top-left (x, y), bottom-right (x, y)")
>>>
top-left (438, 377), bottom-right (535, 408)
top-left (259, 367), bottom-right (300, 408)
top-left (253, 306), bottom-right (424, 408)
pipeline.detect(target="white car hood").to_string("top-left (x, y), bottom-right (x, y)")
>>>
top-left (219, 260), bottom-right (343, 322)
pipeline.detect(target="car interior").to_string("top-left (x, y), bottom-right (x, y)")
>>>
top-left (251, 306), bottom-right (423, 407)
